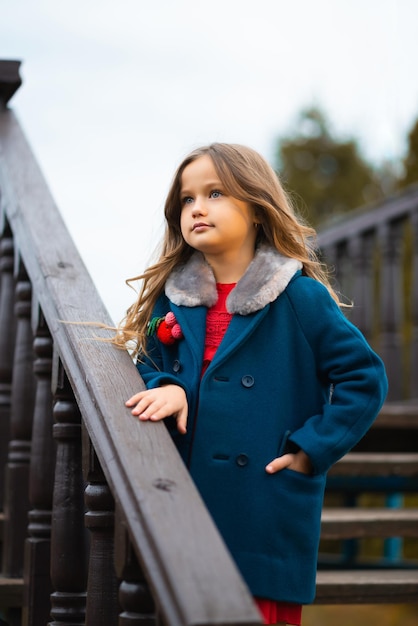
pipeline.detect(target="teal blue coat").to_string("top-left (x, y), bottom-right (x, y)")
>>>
top-left (137, 246), bottom-right (388, 604)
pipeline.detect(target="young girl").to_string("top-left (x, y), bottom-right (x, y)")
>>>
top-left (116, 143), bottom-right (388, 625)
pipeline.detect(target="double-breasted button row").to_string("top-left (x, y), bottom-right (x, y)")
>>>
top-left (173, 361), bottom-right (255, 389)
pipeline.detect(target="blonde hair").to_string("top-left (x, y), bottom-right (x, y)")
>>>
top-left (113, 143), bottom-right (340, 354)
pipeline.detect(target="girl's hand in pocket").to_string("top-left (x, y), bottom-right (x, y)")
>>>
top-left (265, 449), bottom-right (313, 475)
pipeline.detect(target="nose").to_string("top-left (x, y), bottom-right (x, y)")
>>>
top-left (191, 197), bottom-right (207, 217)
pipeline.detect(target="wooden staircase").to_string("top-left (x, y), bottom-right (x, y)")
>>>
top-left (315, 402), bottom-right (418, 603)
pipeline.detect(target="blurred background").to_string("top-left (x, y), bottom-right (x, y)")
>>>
top-left (1, 2), bottom-right (418, 624)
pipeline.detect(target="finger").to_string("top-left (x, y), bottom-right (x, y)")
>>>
top-left (138, 400), bottom-right (165, 420)
top-left (125, 391), bottom-right (147, 407)
top-left (145, 401), bottom-right (179, 421)
top-left (265, 453), bottom-right (293, 474)
top-left (176, 406), bottom-right (188, 434)
top-left (132, 395), bottom-right (161, 417)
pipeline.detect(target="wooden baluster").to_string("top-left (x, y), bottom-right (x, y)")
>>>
top-left (114, 504), bottom-right (155, 626)
top-left (348, 232), bottom-right (375, 339)
top-left (409, 210), bottom-right (418, 399)
top-left (335, 240), bottom-right (350, 302)
top-left (22, 307), bottom-right (56, 626)
top-left (2, 260), bottom-right (35, 577)
top-left (321, 244), bottom-right (337, 281)
top-left (341, 233), bottom-right (377, 564)
top-left (379, 220), bottom-right (404, 400)
top-left (49, 357), bottom-right (87, 626)
top-left (320, 243), bottom-right (344, 301)
top-left (84, 432), bottom-right (119, 626)
top-left (0, 230), bottom-right (16, 510)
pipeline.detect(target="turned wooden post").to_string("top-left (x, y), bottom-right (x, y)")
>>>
top-left (114, 504), bottom-right (156, 626)
top-left (22, 307), bottom-right (56, 626)
top-left (84, 431), bottom-right (119, 626)
top-left (348, 232), bottom-right (376, 340)
top-left (49, 357), bottom-right (87, 626)
top-left (320, 243), bottom-right (337, 286)
top-left (410, 210), bottom-right (418, 398)
top-left (2, 259), bottom-right (35, 577)
top-left (379, 220), bottom-right (404, 400)
top-left (0, 227), bottom-right (16, 509)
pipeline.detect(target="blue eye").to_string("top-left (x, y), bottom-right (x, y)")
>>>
top-left (210, 190), bottom-right (222, 199)
top-left (182, 196), bottom-right (193, 204)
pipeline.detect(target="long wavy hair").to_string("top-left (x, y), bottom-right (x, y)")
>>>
top-left (113, 143), bottom-right (341, 355)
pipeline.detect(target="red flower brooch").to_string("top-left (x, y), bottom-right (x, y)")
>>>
top-left (147, 312), bottom-right (183, 345)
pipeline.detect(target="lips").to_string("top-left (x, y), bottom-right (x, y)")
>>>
top-left (192, 222), bottom-right (211, 231)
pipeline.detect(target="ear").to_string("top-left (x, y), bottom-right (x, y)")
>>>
top-left (253, 212), bottom-right (262, 226)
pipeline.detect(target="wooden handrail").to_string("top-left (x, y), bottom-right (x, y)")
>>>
top-left (0, 60), bottom-right (22, 106)
top-left (317, 184), bottom-right (418, 246)
top-left (317, 184), bottom-right (418, 402)
top-left (0, 98), bottom-right (261, 624)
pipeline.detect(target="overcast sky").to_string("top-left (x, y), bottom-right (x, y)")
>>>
top-left (2, 0), bottom-right (418, 322)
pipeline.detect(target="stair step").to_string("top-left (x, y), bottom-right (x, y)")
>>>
top-left (0, 576), bottom-right (23, 607)
top-left (315, 569), bottom-right (418, 603)
top-left (329, 452), bottom-right (418, 477)
top-left (375, 403), bottom-right (418, 428)
top-left (321, 507), bottom-right (418, 539)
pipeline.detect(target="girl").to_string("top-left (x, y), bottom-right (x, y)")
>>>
top-left (116, 143), bottom-right (388, 625)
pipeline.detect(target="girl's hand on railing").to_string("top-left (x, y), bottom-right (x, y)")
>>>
top-left (265, 449), bottom-right (313, 475)
top-left (125, 385), bottom-right (188, 434)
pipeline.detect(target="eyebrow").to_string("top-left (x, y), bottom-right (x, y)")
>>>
top-left (180, 179), bottom-right (224, 194)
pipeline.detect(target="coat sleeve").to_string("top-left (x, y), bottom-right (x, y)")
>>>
top-left (285, 276), bottom-right (388, 475)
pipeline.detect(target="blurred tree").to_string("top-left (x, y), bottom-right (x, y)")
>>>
top-left (275, 107), bottom-right (384, 226)
top-left (397, 117), bottom-right (418, 188)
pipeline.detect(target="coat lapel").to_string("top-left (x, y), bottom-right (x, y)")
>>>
top-left (170, 303), bottom-right (207, 369)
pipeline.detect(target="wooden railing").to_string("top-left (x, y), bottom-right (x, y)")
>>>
top-left (316, 186), bottom-right (418, 602)
top-left (1, 61), bottom-right (418, 625)
top-left (317, 188), bottom-right (418, 402)
top-left (0, 62), bottom-right (262, 626)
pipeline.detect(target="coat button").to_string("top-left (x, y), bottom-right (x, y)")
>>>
top-left (172, 360), bottom-right (181, 373)
top-left (236, 454), bottom-right (249, 467)
top-left (241, 375), bottom-right (254, 388)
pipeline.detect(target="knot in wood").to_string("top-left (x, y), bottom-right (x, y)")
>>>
top-left (153, 478), bottom-right (176, 492)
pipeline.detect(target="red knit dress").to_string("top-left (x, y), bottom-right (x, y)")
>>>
top-left (202, 283), bottom-right (302, 626)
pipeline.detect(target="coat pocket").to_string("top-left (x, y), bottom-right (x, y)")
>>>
top-left (277, 429), bottom-right (303, 457)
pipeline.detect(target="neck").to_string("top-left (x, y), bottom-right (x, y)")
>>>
top-left (203, 249), bottom-right (255, 283)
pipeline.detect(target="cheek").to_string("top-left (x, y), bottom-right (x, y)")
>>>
top-left (179, 212), bottom-right (189, 240)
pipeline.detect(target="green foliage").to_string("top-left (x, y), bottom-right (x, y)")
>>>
top-left (276, 107), bottom-right (384, 226)
top-left (398, 117), bottom-right (418, 188)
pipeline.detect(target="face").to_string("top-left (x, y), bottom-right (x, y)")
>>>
top-left (179, 155), bottom-right (258, 264)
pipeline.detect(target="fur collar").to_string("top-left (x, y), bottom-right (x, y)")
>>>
top-left (165, 245), bottom-right (302, 315)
